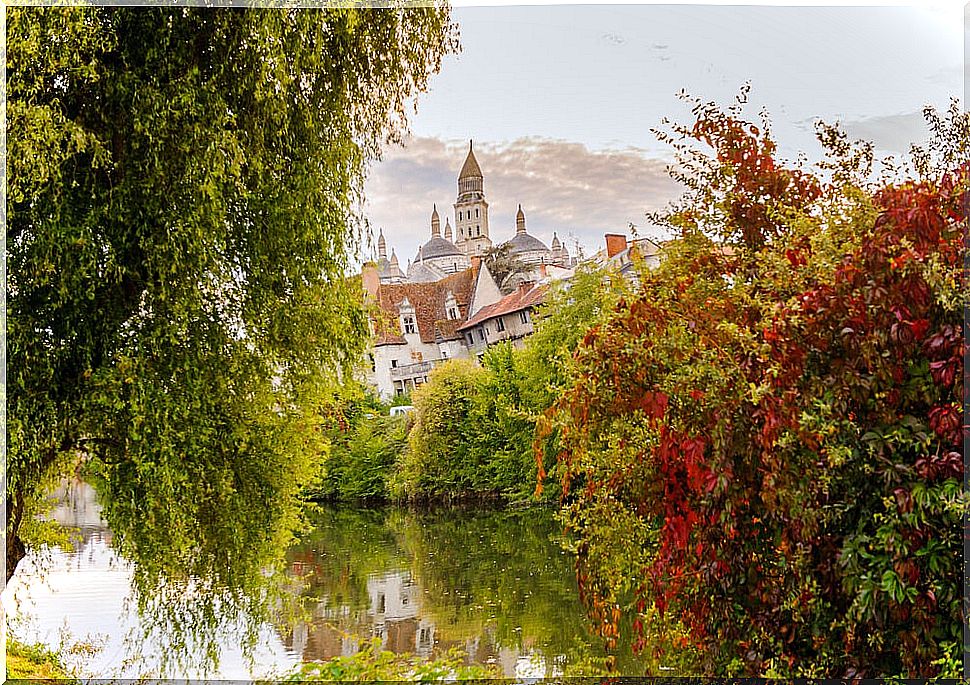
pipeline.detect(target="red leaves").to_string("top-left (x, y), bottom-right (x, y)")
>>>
top-left (914, 451), bottom-right (962, 481)
top-left (638, 390), bottom-right (669, 421)
top-left (928, 403), bottom-right (962, 446)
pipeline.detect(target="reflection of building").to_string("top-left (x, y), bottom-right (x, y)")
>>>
top-left (47, 478), bottom-right (113, 547)
top-left (281, 566), bottom-right (547, 677)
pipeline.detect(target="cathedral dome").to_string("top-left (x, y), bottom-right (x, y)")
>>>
top-left (417, 235), bottom-right (463, 261)
top-left (506, 231), bottom-right (549, 255)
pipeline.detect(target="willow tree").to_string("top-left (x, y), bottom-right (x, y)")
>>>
top-left (7, 4), bottom-right (458, 605)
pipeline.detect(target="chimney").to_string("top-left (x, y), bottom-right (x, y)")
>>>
top-left (361, 262), bottom-right (380, 298)
top-left (605, 233), bottom-right (628, 258)
top-left (518, 281), bottom-right (534, 295)
top-left (538, 263), bottom-right (548, 278)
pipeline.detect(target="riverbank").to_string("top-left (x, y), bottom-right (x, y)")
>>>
top-left (7, 638), bottom-right (75, 680)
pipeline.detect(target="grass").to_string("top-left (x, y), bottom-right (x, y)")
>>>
top-left (6, 638), bottom-right (75, 680)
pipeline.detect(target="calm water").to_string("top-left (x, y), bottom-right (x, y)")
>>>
top-left (4, 479), bottom-right (644, 679)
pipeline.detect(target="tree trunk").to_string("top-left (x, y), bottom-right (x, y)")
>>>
top-left (6, 491), bottom-right (27, 583)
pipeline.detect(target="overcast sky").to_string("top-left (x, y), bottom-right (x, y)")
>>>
top-left (363, 2), bottom-right (964, 265)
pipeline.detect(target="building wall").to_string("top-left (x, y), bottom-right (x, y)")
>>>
top-left (460, 308), bottom-right (536, 359)
top-left (372, 335), bottom-right (441, 400)
top-left (372, 343), bottom-right (408, 399)
top-left (437, 339), bottom-right (468, 361)
top-left (422, 253), bottom-right (471, 275)
top-left (454, 199), bottom-right (489, 253)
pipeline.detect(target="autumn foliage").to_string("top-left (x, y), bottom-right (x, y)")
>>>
top-left (547, 96), bottom-right (966, 677)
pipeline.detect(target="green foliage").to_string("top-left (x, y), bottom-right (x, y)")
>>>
top-left (549, 93), bottom-right (967, 677)
top-left (397, 359), bottom-right (484, 498)
top-left (281, 504), bottom-right (647, 676)
top-left (8, 4), bottom-right (457, 673)
top-left (281, 637), bottom-right (501, 681)
top-left (398, 266), bottom-right (621, 502)
top-left (6, 638), bottom-right (76, 681)
top-left (482, 242), bottom-right (530, 294)
top-left (310, 381), bottom-right (409, 501)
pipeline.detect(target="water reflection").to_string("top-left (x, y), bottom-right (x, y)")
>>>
top-left (6, 481), bottom-right (639, 678)
top-left (280, 506), bottom-right (633, 677)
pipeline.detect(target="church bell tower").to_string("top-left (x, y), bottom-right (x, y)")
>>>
top-left (454, 141), bottom-right (492, 256)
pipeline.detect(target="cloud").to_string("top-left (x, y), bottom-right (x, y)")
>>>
top-left (363, 136), bottom-right (683, 264)
top-left (840, 111), bottom-right (931, 154)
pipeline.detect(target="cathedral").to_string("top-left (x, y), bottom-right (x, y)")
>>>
top-left (374, 141), bottom-right (572, 286)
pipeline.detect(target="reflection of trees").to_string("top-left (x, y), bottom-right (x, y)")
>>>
top-left (286, 508), bottom-right (410, 613)
top-left (279, 505), bottom-right (646, 676)
top-left (392, 506), bottom-right (614, 671)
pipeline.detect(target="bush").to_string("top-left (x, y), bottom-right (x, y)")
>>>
top-left (547, 95), bottom-right (967, 677)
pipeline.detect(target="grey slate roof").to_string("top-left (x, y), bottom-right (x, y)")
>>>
top-left (505, 231), bottom-right (549, 254)
top-left (416, 236), bottom-right (463, 260)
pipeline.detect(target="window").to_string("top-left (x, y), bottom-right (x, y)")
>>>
top-left (448, 306), bottom-right (459, 320)
top-left (402, 314), bottom-right (417, 335)
top-left (378, 594), bottom-right (386, 614)
top-left (467, 333), bottom-right (474, 345)
top-left (520, 310), bottom-right (530, 324)
top-left (391, 359), bottom-right (398, 368)
top-left (476, 225), bottom-right (481, 236)
top-left (475, 208), bottom-right (479, 218)
top-left (478, 328), bottom-right (485, 342)
top-left (496, 317), bottom-right (505, 332)
top-left (441, 349), bottom-right (448, 359)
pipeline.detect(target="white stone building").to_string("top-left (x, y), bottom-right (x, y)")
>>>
top-left (362, 258), bottom-right (503, 399)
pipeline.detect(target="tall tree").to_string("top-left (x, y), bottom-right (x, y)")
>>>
top-left (7, 3), bottom-right (458, 607)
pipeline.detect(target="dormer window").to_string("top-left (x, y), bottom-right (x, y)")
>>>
top-left (399, 297), bottom-right (417, 335)
top-left (445, 291), bottom-right (460, 321)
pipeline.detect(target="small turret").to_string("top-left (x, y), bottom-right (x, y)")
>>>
top-left (378, 229), bottom-right (387, 261)
top-left (444, 217), bottom-right (453, 242)
top-left (516, 205), bottom-right (526, 234)
top-left (431, 204), bottom-right (441, 237)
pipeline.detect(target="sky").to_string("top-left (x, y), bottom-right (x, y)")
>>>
top-left (362, 2), bottom-right (964, 265)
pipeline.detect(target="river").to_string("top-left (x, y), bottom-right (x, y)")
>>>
top-left (4, 479), bottom-right (645, 679)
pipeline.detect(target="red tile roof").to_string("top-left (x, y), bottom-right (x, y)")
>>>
top-left (372, 264), bottom-right (479, 346)
top-left (457, 283), bottom-right (547, 332)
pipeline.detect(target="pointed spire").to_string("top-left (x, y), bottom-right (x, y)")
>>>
top-left (552, 231), bottom-right (561, 248)
top-left (459, 141), bottom-right (483, 180)
top-left (378, 228), bottom-right (387, 260)
top-left (390, 248), bottom-right (399, 266)
top-left (444, 217), bottom-right (453, 242)
top-left (516, 204), bottom-right (526, 234)
top-left (431, 204), bottom-right (440, 237)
